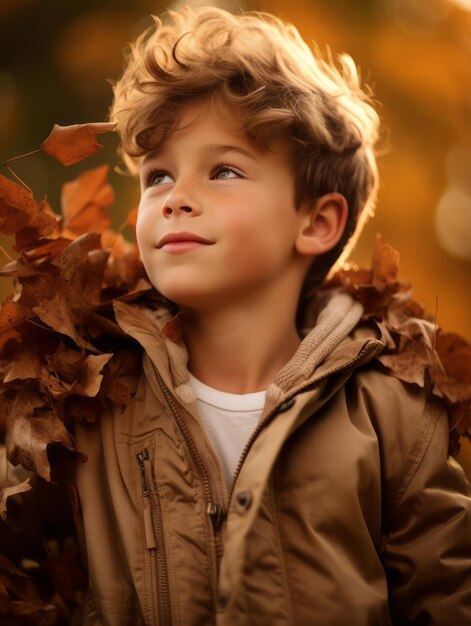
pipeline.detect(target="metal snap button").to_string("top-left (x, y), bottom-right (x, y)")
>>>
top-left (217, 590), bottom-right (230, 610)
top-left (278, 397), bottom-right (295, 412)
top-left (236, 490), bottom-right (253, 511)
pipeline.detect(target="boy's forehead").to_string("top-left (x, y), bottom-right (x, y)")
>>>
top-left (139, 97), bottom-right (291, 165)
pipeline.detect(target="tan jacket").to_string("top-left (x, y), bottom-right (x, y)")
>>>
top-left (72, 292), bottom-right (471, 626)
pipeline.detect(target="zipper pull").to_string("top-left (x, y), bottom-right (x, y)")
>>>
top-left (207, 502), bottom-right (226, 531)
top-left (136, 449), bottom-right (156, 550)
top-left (136, 450), bottom-right (150, 496)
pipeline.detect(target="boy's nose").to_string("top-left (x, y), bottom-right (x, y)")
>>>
top-left (161, 178), bottom-right (202, 218)
top-left (162, 204), bottom-right (194, 217)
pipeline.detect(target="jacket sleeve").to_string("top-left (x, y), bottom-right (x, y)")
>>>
top-left (381, 401), bottom-right (471, 625)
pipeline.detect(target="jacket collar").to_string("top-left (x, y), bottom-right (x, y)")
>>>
top-left (113, 289), bottom-right (386, 410)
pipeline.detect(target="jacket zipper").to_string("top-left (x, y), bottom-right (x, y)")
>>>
top-left (150, 362), bottom-right (226, 560)
top-left (137, 448), bottom-right (172, 626)
top-left (228, 340), bottom-right (382, 502)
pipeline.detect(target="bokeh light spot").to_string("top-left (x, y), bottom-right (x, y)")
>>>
top-left (435, 187), bottom-right (471, 260)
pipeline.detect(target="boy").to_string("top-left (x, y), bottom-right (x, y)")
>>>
top-left (73, 5), bottom-right (471, 625)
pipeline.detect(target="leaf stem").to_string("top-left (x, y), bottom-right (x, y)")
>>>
top-left (3, 164), bottom-right (32, 193)
top-left (3, 149), bottom-right (41, 166)
top-left (0, 246), bottom-right (14, 263)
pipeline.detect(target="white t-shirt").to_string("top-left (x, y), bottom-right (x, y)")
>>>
top-left (188, 373), bottom-right (266, 489)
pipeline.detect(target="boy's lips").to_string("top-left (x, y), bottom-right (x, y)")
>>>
top-left (157, 232), bottom-right (214, 249)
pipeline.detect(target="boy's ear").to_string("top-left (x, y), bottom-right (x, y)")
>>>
top-left (295, 192), bottom-right (348, 257)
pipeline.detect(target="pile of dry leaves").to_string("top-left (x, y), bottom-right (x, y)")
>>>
top-left (0, 122), bottom-right (470, 623)
top-left (0, 123), bottom-right (155, 624)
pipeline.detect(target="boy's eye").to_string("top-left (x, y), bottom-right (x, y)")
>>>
top-left (146, 170), bottom-right (173, 187)
top-left (213, 165), bottom-right (241, 180)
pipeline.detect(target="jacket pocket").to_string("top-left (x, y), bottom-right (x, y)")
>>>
top-left (136, 445), bottom-right (172, 626)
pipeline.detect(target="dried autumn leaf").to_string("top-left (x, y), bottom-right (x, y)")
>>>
top-left (0, 174), bottom-right (57, 238)
top-left (6, 392), bottom-right (74, 482)
top-left (51, 231), bottom-right (102, 282)
top-left (120, 205), bottom-right (138, 230)
top-left (85, 311), bottom-right (125, 339)
top-left (15, 266), bottom-right (60, 310)
top-left (100, 230), bottom-right (145, 291)
top-left (14, 200), bottom-right (60, 254)
top-left (0, 553), bottom-right (43, 605)
top-left (43, 544), bottom-right (87, 606)
top-left (40, 122), bottom-right (115, 166)
top-left (21, 237), bottom-right (73, 262)
top-left (116, 277), bottom-right (154, 303)
top-left (0, 299), bottom-right (30, 355)
top-left (449, 400), bottom-right (471, 437)
top-left (75, 353), bottom-right (113, 397)
top-left (32, 281), bottom-right (83, 348)
top-left (371, 238), bottom-right (399, 289)
top-left (0, 258), bottom-right (47, 279)
top-left (0, 599), bottom-right (57, 626)
top-left (0, 328), bottom-right (20, 357)
top-left (101, 369), bottom-right (131, 405)
top-left (60, 165), bottom-right (113, 235)
top-left (39, 369), bottom-right (75, 400)
top-left (386, 286), bottom-right (424, 328)
top-left (379, 337), bottom-right (432, 388)
top-left (395, 317), bottom-right (437, 349)
top-left (434, 332), bottom-right (471, 403)
top-left (2, 346), bottom-right (41, 383)
top-left (64, 395), bottom-right (101, 423)
top-left (449, 400), bottom-right (471, 455)
top-left (0, 478), bottom-right (32, 521)
top-left (68, 248), bottom-right (110, 310)
top-left (46, 343), bottom-right (83, 384)
top-left (104, 250), bottom-right (146, 291)
top-left (332, 236), bottom-right (405, 318)
top-left (0, 298), bottom-right (30, 334)
top-left (113, 300), bottom-right (164, 339)
top-left (162, 312), bottom-right (189, 342)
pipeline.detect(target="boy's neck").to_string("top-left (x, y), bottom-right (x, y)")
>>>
top-left (183, 287), bottom-right (302, 395)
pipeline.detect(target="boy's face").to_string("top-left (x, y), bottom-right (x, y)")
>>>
top-left (137, 99), bottom-right (308, 310)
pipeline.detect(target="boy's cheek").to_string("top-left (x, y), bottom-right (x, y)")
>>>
top-left (136, 210), bottom-right (156, 250)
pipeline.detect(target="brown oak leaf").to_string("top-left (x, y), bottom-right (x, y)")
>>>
top-left (51, 231), bottom-right (102, 282)
top-left (0, 553), bottom-right (52, 613)
top-left (2, 346), bottom-right (41, 383)
top-left (21, 237), bottom-right (73, 262)
top-left (0, 479), bottom-right (32, 521)
top-left (0, 175), bottom-right (57, 238)
top-left (0, 299), bottom-right (30, 355)
top-left (14, 200), bottom-right (60, 253)
top-left (371, 238), bottom-right (400, 289)
top-left (5, 391), bottom-right (74, 482)
top-left (32, 281), bottom-right (83, 348)
top-left (74, 353), bottom-right (113, 397)
top-left (40, 122), bottom-right (115, 166)
top-left (331, 236), bottom-right (404, 317)
top-left (60, 165), bottom-right (113, 235)
top-left (113, 300), bottom-right (164, 339)
top-left (379, 338), bottom-right (433, 388)
top-left (0, 298), bottom-right (30, 334)
top-left (434, 332), bottom-right (471, 404)
top-left (63, 396), bottom-right (101, 424)
top-left (14, 266), bottom-right (60, 310)
top-left (101, 368), bottom-right (131, 405)
top-left (46, 343), bottom-right (83, 384)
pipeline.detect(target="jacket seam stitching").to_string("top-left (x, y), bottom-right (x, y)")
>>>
top-left (270, 473), bottom-right (296, 624)
top-left (393, 400), bottom-right (443, 507)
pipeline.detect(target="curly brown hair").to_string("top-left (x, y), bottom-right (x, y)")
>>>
top-left (110, 5), bottom-right (380, 287)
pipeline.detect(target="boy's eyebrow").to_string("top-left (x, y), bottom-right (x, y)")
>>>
top-left (202, 143), bottom-right (258, 160)
top-left (142, 143), bottom-right (257, 164)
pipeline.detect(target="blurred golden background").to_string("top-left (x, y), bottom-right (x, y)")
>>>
top-left (0, 0), bottom-right (470, 472)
